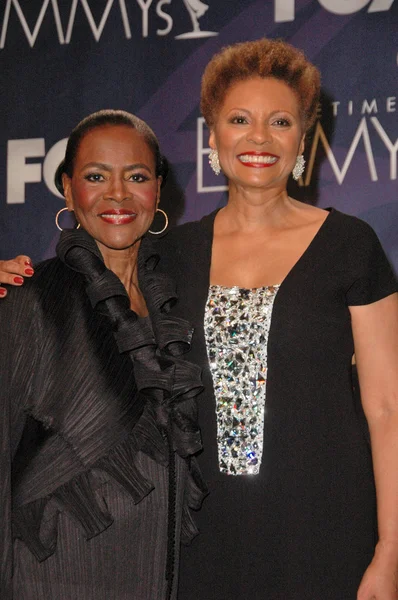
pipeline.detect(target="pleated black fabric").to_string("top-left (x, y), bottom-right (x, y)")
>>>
top-left (0, 230), bottom-right (207, 600)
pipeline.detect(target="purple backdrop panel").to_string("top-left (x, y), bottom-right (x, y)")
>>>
top-left (0, 0), bottom-right (396, 272)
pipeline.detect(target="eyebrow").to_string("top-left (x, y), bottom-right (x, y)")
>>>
top-left (81, 162), bottom-right (153, 173)
top-left (226, 107), bottom-right (297, 117)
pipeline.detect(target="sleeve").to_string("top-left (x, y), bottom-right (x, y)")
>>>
top-left (345, 220), bottom-right (398, 306)
top-left (0, 286), bottom-right (41, 598)
top-left (0, 311), bottom-right (12, 598)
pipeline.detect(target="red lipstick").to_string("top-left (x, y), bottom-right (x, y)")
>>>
top-left (98, 208), bottom-right (137, 225)
top-left (237, 151), bottom-right (279, 168)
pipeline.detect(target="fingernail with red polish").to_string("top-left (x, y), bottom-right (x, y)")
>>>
top-left (14, 277), bottom-right (24, 284)
top-left (25, 268), bottom-right (34, 275)
top-left (0, 289), bottom-right (6, 296)
top-left (24, 260), bottom-right (32, 266)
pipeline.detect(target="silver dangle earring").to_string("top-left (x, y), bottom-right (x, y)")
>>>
top-left (209, 148), bottom-right (221, 175)
top-left (55, 207), bottom-right (81, 231)
top-left (292, 155), bottom-right (305, 181)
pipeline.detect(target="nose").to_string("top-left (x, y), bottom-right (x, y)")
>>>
top-left (105, 176), bottom-right (130, 203)
top-left (247, 122), bottom-right (272, 145)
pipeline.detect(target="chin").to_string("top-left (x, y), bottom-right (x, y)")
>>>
top-left (236, 171), bottom-right (287, 190)
top-left (96, 234), bottom-right (142, 252)
top-left (238, 177), bottom-right (277, 189)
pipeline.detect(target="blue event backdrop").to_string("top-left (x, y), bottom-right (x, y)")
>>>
top-left (0, 0), bottom-right (397, 271)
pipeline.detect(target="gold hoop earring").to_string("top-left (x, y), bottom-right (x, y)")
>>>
top-left (55, 207), bottom-right (81, 231)
top-left (149, 208), bottom-right (168, 235)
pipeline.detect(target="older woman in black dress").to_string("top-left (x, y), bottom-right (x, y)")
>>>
top-left (0, 109), bottom-right (204, 599)
top-left (2, 39), bottom-right (398, 600)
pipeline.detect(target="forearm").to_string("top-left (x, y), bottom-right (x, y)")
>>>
top-left (370, 409), bottom-right (398, 555)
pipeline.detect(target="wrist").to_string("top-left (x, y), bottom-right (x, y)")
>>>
top-left (375, 539), bottom-right (398, 562)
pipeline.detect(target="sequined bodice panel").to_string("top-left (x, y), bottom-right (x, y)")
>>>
top-left (204, 285), bottom-right (279, 475)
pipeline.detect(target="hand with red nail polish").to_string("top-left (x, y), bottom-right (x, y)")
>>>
top-left (0, 255), bottom-right (34, 298)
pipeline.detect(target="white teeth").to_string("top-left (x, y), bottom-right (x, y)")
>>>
top-left (100, 214), bottom-right (134, 219)
top-left (238, 155), bottom-right (278, 164)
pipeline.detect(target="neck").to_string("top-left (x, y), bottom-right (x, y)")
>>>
top-left (97, 240), bottom-right (140, 292)
top-left (221, 183), bottom-right (294, 232)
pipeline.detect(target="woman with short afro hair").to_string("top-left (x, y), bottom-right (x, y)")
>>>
top-left (160, 38), bottom-right (398, 600)
top-left (200, 38), bottom-right (320, 132)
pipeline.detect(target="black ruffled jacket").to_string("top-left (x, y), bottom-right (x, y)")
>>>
top-left (0, 231), bottom-right (206, 600)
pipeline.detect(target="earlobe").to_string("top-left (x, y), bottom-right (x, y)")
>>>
top-left (156, 178), bottom-right (162, 207)
top-left (299, 135), bottom-right (306, 156)
top-left (209, 130), bottom-right (216, 150)
top-left (62, 174), bottom-right (73, 211)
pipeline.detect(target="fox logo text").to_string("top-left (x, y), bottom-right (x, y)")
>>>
top-left (7, 138), bottom-right (67, 204)
top-left (275, 0), bottom-right (394, 21)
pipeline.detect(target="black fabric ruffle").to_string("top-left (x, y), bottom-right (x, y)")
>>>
top-left (12, 230), bottom-right (207, 569)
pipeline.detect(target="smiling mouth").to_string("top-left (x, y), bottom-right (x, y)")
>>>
top-left (99, 210), bottom-right (137, 225)
top-left (238, 153), bottom-right (279, 167)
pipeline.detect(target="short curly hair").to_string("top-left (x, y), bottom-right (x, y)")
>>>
top-left (201, 38), bottom-right (320, 132)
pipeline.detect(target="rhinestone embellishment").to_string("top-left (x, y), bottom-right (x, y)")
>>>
top-left (204, 285), bottom-right (279, 475)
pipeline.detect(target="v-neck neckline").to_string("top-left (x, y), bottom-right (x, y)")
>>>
top-left (204, 207), bottom-right (335, 295)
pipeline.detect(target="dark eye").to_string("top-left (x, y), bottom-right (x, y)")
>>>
top-left (128, 173), bottom-right (150, 183)
top-left (230, 115), bottom-right (248, 124)
top-left (85, 173), bottom-right (104, 182)
top-left (273, 118), bottom-right (291, 127)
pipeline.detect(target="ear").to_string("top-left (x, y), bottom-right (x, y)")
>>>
top-left (299, 134), bottom-right (306, 156)
top-left (156, 177), bottom-right (162, 207)
top-left (209, 130), bottom-right (217, 150)
top-left (62, 173), bottom-right (74, 212)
